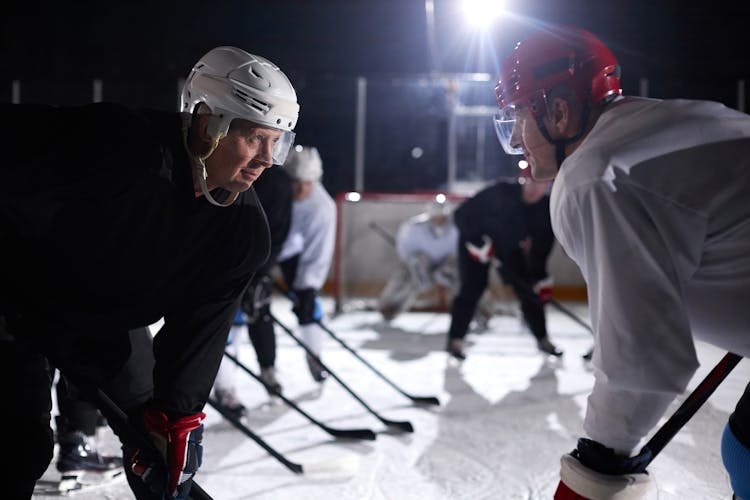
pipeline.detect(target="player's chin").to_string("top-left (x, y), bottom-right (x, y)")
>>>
top-left (228, 179), bottom-right (254, 192)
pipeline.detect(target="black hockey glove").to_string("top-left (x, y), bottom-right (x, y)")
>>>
top-left (130, 410), bottom-right (205, 500)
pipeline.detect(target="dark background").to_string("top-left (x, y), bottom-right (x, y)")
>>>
top-left (2, 0), bottom-right (749, 195)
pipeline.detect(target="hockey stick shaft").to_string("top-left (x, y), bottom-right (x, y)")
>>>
top-left (488, 258), bottom-right (594, 335)
top-left (313, 319), bottom-right (440, 406)
top-left (640, 351), bottom-right (743, 462)
top-left (270, 312), bottom-right (414, 433)
top-left (207, 397), bottom-right (304, 474)
top-left (222, 350), bottom-right (376, 440)
top-left (368, 221), bottom-right (396, 246)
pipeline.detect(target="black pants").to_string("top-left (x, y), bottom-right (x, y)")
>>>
top-left (0, 320), bottom-right (154, 499)
top-left (241, 274), bottom-right (276, 369)
top-left (448, 243), bottom-right (547, 342)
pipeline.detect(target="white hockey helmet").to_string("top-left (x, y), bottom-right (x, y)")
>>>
top-left (426, 199), bottom-right (452, 219)
top-left (181, 46), bottom-right (299, 164)
top-left (284, 145), bottom-right (323, 182)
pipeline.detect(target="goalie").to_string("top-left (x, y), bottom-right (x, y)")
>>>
top-left (378, 200), bottom-right (474, 321)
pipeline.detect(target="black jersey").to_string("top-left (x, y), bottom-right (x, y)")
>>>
top-left (0, 103), bottom-right (270, 415)
top-left (453, 180), bottom-right (552, 278)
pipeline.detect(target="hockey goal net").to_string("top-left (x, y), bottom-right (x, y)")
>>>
top-left (330, 191), bottom-right (516, 314)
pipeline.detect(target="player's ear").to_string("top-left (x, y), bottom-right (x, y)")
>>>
top-left (549, 97), bottom-right (573, 137)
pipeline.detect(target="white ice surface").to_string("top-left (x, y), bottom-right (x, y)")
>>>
top-left (34, 298), bottom-right (748, 499)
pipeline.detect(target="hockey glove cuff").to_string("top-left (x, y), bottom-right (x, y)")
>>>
top-left (131, 410), bottom-right (205, 500)
top-left (532, 276), bottom-right (554, 304)
top-left (555, 439), bottom-right (651, 499)
top-left (465, 235), bottom-right (495, 264)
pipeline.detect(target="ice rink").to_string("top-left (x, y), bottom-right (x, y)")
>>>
top-left (34, 297), bottom-right (748, 499)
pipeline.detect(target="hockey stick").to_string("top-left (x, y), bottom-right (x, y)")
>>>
top-left (270, 312), bottom-right (415, 433)
top-left (486, 256), bottom-right (593, 335)
top-left (207, 397), bottom-right (303, 474)
top-left (207, 397), bottom-right (361, 476)
top-left (368, 221), bottom-right (396, 246)
top-left (273, 277), bottom-right (439, 406)
top-left (638, 351), bottom-right (743, 464)
top-left (222, 350), bottom-right (377, 441)
top-left (313, 319), bottom-right (440, 406)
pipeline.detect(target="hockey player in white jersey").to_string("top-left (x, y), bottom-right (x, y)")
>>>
top-left (378, 199), bottom-right (462, 321)
top-left (495, 25), bottom-right (750, 499)
top-left (277, 146), bottom-right (337, 382)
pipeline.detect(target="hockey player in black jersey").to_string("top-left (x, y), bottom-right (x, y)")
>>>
top-left (446, 166), bottom-right (561, 360)
top-left (0, 46), bottom-right (299, 499)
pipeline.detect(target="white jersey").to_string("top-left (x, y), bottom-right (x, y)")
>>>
top-left (278, 182), bottom-right (336, 290)
top-left (551, 96), bottom-right (750, 454)
top-left (395, 215), bottom-right (458, 264)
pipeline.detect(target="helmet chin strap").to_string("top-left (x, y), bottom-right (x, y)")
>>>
top-left (181, 114), bottom-right (240, 207)
top-left (535, 102), bottom-right (590, 170)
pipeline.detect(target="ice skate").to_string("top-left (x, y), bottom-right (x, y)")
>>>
top-left (214, 387), bottom-right (247, 419)
top-left (537, 337), bottom-right (563, 357)
top-left (446, 338), bottom-right (466, 361)
top-left (260, 366), bottom-right (283, 395)
top-left (55, 430), bottom-right (124, 494)
top-left (306, 354), bottom-right (329, 382)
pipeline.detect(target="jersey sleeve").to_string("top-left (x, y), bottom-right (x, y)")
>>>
top-left (556, 176), bottom-right (706, 453)
top-left (292, 189), bottom-right (337, 290)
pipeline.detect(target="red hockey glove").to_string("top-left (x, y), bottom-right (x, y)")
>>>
top-left (131, 410), bottom-right (206, 500)
top-left (533, 277), bottom-right (554, 304)
top-left (465, 235), bottom-right (495, 264)
top-left (555, 439), bottom-right (652, 499)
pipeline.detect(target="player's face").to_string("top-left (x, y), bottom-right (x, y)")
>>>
top-left (292, 179), bottom-right (315, 201)
top-left (205, 121), bottom-right (282, 192)
top-left (510, 107), bottom-right (558, 181)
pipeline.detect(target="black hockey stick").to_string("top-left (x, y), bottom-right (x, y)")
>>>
top-left (270, 312), bottom-right (415, 433)
top-left (313, 319), bottom-right (440, 406)
top-left (222, 350), bottom-right (377, 441)
top-left (207, 397), bottom-right (303, 474)
top-left (638, 351), bottom-right (743, 464)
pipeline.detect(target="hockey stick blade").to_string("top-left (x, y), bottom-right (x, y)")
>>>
top-left (208, 397), bottom-right (303, 474)
top-left (223, 351), bottom-right (376, 441)
top-left (208, 398), bottom-right (363, 476)
top-left (271, 313), bottom-right (415, 434)
top-left (314, 320), bottom-right (441, 406)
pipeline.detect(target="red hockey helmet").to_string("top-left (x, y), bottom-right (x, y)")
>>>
top-left (494, 26), bottom-right (621, 154)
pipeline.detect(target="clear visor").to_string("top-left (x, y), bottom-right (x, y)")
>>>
top-left (272, 130), bottom-right (296, 165)
top-left (493, 106), bottom-right (524, 155)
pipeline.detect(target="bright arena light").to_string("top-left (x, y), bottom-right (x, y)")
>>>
top-left (461, 0), bottom-right (505, 27)
top-left (435, 193), bottom-right (447, 203)
top-left (345, 192), bottom-right (361, 202)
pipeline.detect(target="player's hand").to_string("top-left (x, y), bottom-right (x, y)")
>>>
top-left (465, 235), bottom-right (495, 264)
top-left (130, 410), bottom-right (205, 500)
top-left (533, 276), bottom-right (554, 304)
top-left (554, 438), bottom-right (652, 499)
